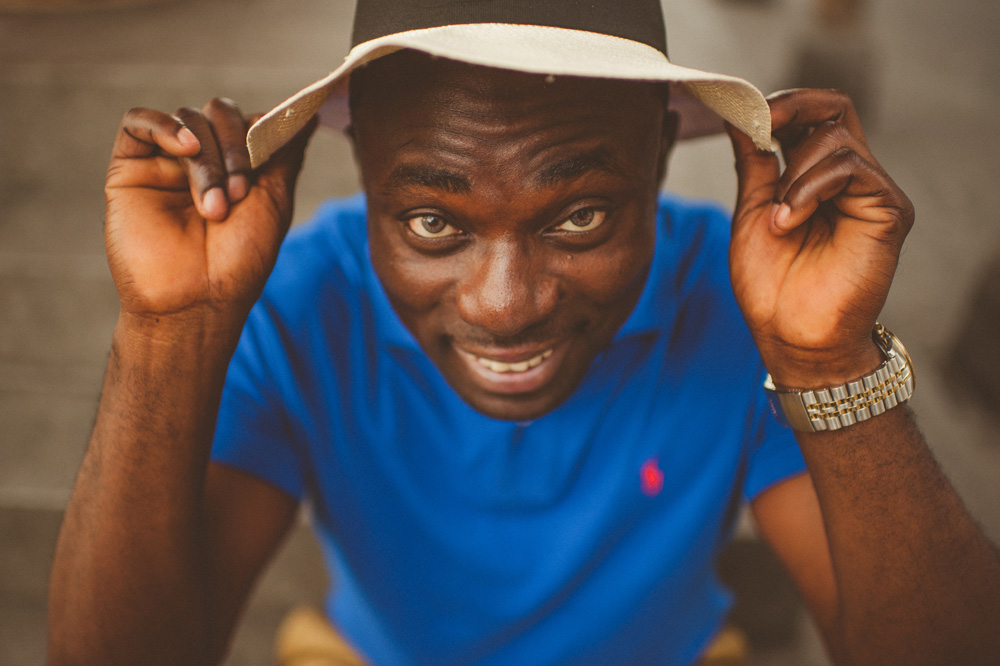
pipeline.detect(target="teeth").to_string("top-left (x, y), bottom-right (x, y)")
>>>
top-left (477, 349), bottom-right (553, 374)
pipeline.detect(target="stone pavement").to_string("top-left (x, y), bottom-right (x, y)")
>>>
top-left (1, 0), bottom-right (998, 664)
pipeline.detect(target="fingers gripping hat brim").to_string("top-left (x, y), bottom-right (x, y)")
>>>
top-left (246, 24), bottom-right (772, 168)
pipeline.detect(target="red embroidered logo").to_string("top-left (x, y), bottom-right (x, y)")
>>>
top-left (640, 457), bottom-right (664, 497)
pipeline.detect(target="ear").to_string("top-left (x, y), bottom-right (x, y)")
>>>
top-left (655, 109), bottom-right (679, 186)
top-left (345, 122), bottom-right (369, 188)
top-left (345, 122), bottom-right (358, 158)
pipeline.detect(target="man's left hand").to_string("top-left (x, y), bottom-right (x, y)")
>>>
top-left (726, 88), bottom-right (914, 388)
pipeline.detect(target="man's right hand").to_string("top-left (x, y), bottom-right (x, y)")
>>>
top-left (48, 99), bottom-right (314, 666)
top-left (104, 98), bottom-right (316, 329)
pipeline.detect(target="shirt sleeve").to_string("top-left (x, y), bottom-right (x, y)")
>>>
top-left (742, 377), bottom-right (807, 501)
top-left (210, 304), bottom-right (305, 500)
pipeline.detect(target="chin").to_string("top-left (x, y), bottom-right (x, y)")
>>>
top-left (461, 389), bottom-right (571, 422)
top-left (450, 363), bottom-right (585, 421)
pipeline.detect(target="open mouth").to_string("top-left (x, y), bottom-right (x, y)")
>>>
top-left (454, 343), bottom-right (568, 396)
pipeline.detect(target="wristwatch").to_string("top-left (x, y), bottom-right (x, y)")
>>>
top-left (764, 323), bottom-right (915, 432)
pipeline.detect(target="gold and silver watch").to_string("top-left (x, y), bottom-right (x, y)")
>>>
top-left (764, 323), bottom-right (915, 433)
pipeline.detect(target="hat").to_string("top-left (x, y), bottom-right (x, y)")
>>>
top-left (246, 0), bottom-right (772, 168)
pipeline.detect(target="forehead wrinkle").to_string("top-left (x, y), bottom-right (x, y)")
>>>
top-left (376, 128), bottom-right (496, 198)
top-left (370, 94), bottom-right (655, 199)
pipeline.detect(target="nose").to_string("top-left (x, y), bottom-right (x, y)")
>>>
top-left (456, 239), bottom-right (557, 338)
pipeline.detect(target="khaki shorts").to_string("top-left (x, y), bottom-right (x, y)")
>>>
top-left (275, 607), bottom-right (748, 666)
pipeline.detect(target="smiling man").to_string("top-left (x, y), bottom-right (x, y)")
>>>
top-left (358, 54), bottom-right (667, 420)
top-left (47, 1), bottom-right (1000, 666)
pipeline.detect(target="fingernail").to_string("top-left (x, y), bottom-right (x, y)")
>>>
top-left (773, 203), bottom-right (791, 229)
top-left (227, 174), bottom-right (248, 202)
top-left (202, 187), bottom-right (227, 219)
top-left (177, 127), bottom-right (199, 149)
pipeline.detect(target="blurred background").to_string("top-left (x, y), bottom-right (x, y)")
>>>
top-left (1, 0), bottom-right (998, 663)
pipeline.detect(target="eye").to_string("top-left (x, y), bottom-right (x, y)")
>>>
top-left (554, 208), bottom-right (607, 233)
top-left (406, 214), bottom-right (462, 239)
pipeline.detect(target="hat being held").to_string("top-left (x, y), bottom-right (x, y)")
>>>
top-left (246, 0), bottom-right (773, 168)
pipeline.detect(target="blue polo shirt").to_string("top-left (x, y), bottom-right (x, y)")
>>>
top-left (212, 193), bottom-right (806, 666)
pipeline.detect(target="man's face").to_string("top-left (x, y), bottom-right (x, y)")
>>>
top-left (352, 52), bottom-right (673, 421)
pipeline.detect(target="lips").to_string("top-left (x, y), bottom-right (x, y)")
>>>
top-left (454, 342), bottom-right (569, 395)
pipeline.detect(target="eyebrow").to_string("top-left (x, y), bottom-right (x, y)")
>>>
top-left (384, 165), bottom-right (471, 194)
top-left (533, 148), bottom-right (626, 189)
top-left (381, 147), bottom-right (626, 196)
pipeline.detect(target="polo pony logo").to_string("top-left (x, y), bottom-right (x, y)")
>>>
top-left (639, 457), bottom-right (664, 497)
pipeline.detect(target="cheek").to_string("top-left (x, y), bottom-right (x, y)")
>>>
top-left (368, 217), bottom-right (455, 316)
top-left (563, 219), bottom-right (655, 308)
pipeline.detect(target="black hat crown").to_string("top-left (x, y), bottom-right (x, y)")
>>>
top-left (351, 0), bottom-right (668, 55)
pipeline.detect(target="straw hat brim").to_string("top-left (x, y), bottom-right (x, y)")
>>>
top-left (246, 23), bottom-right (772, 168)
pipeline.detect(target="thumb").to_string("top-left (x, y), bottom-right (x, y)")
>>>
top-left (253, 115), bottom-right (319, 221)
top-left (725, 121), bottom-right (779, 227)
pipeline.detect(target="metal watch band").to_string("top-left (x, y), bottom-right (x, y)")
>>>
top-left (764, 324), bottom-right (916, 433)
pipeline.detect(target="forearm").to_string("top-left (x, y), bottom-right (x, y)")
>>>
top-left (727, 87), bottom-right (998, 664)
top-left (48, 313), bottom-right (241, 665)
top-left (798, 406), bottom-right (1000, 666)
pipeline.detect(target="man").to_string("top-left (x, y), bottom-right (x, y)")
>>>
top-left (47, 1), bottom-right (1000, 665)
